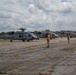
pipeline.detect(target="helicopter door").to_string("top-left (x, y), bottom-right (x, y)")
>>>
top-left (18, 34), bottom-right (23, 39)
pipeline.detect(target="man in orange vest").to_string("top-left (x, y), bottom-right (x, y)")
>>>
top-left (45, 33), bottom-right (50, 48)
top-left (67, 34), bottom-right (70, 44)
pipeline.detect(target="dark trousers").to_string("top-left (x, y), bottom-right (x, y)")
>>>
top-left (47, 40), bottom-right (50, 47)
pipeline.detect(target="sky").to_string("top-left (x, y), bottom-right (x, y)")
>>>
top-left (0, 0), bottom-right (76, 32)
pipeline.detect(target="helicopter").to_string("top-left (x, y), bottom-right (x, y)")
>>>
top-left (0, 28), bottom-right (39, 42)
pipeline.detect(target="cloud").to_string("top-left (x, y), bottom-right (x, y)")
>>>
top-left (0, 0), bottom-right (76, 32)
top-left (33, 0), bottom-right (73, 13)
top-left (28, 4), bottom-right (36, 13)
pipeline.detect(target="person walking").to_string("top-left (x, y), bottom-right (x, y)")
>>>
top-left (67, 33), bottom-right (70, 44)
top-left (45, 33), bottom-right (50, 48)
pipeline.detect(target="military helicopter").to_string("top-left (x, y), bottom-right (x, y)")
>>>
top-left (0, 28), bottom-right (39, 42)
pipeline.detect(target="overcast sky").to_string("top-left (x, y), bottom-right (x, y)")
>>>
top-left (0, 0), bottom-right (76, 32)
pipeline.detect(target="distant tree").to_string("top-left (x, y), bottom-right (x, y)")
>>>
top-left (33, 31), bottom-right (40, 34)
top-left (0, 32), bottom-right (5, 35)
top-left (38, 32), bottom-right (41, 34)
top-left (6, 31), bottom-right (14, 35)
top-left (10, 31), bottom-right (14, 35)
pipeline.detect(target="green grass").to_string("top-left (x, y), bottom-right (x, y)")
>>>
top-left (0, 39), bottom-right (10, 42)
top-left (0, 70), bottom-right (7, 74)
top-left (0, 39), bottom-right (5, 42)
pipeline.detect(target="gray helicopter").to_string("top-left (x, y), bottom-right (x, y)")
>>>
top-left (0, 28), bottom-right (39, 42)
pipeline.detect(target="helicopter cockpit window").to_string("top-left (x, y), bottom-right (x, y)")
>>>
top-left (28, 34), bottom-right (31, 37)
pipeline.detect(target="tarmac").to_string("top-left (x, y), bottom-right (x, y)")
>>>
top-left (0, 38), bottom-right (76, 75)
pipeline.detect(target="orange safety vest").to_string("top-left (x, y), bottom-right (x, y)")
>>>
top-left (67, 35), bottom-right (70, 39)
top-left (46, 34), bottom-right (50, 40)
